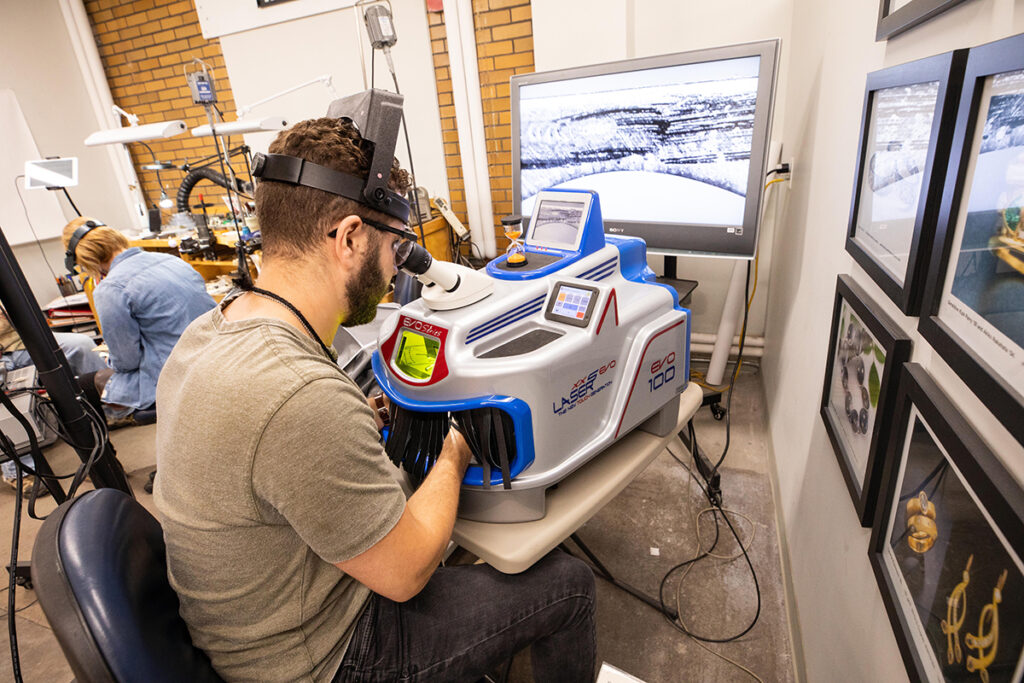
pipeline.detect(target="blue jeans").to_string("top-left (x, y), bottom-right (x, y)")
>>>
top-left (334, 550), bottom-right (596, 683)
top-left (2, 332), bottom-right (107, 377)
top-left (2, 332), bottom-right (107, 479)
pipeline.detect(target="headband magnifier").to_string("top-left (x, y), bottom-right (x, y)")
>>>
top-left (251, 89), bottom-right (410, 225)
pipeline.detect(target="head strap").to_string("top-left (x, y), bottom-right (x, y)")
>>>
top-left (252, 152), bottom-right (410, 224)
top-left (65, 220), bottom-right (105, 275)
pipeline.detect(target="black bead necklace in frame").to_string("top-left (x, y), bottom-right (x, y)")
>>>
top-left (820, 274), bottom-right (912, 527)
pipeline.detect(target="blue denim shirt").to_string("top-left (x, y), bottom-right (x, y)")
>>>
top-left (93, 248), bottom-right (216, 410)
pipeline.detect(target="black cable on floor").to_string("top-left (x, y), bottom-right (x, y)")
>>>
top-left (659, 504), bottom-right (762, 644)
top-left (657, 426), bottom-right (763, 644)
top-left (0, 429), bottom-right (25, 683)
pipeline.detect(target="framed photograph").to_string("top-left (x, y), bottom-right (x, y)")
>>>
top-left (919, 33), bottom-right (1024, 447)
top-left (846, 51), bottom-right (966, 315)
top-left (870, 363), bottom-right (1024, 682)
top-left (820, 275), bottom-right (912, 526)
top-left (876, 0), bottom-right (972, 42)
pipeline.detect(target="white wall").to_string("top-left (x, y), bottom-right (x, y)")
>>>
top-left (217, 0), bottom-right (449, 201)
top-left (195, 0), bottom-right (353, 39)
top-left (761, 1), bottom-right (1024, 680)
top-left (531, 0), bottom-right (795, 336)
top-left (0, 1), bottom-right (135, 306)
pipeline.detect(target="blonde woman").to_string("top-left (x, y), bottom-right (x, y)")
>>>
top-left (62, 217), bottom-right (215, 426)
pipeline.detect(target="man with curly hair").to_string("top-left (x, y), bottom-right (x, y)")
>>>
top-left (155, 116), bottom-right (596, 682)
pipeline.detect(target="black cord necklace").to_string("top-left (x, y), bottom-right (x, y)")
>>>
top-left (246, 286), bottom-right (336, 362)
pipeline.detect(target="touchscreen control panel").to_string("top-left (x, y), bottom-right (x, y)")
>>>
top-left (544, 282), bottom-right (600, 328)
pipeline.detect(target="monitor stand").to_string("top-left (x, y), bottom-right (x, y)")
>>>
top-left (656, 255), bottom-right (698, 307)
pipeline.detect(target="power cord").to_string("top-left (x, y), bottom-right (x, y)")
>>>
top-left (0, 427), bottom-right (25, 683)
top-left (710, 261), bottom-right (750, 474)
top-left (60, 188), bottom-right (81, 217)
top-left (0, 384), bottom-right (111, 683)
top-left (659, 436), bottom-right (764, 682)
top-left (690, 171), bottom-right (789, 472)
top-left (0, 391), bottom-right (109, 515)
top-left (368, 42), bottom-right (428, 246)
top-left (13, 176), bottom-right (66, 296)
top-left (651, 174), bottom-right (785, 664)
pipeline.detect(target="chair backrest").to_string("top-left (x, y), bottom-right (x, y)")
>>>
top-left (31, 488), bottom-right (224, 683)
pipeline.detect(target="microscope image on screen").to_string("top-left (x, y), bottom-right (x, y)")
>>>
top-left (512, 40), bottom-right (778, 258)
top-left (529, 200), bottom-right (585, 249)
top-left (518, 56), bottom-right (760, 226)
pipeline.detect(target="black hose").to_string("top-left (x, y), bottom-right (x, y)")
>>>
top-left (176, 167), bottom-right (253, 214)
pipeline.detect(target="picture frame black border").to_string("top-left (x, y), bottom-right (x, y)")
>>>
top-left (820, 275), bottom-right (912, 526)
top-left (918, 32), bottom-right (1024, 447)
top-left (868, 363), bottom-right (1024, 682)
top-left (876, 0), bottom-right (971, 41)
top-left (845, 50), bottom-right (966, 315)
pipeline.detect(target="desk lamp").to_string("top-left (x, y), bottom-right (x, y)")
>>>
top-left (84, 105), bottom-right (186, 146)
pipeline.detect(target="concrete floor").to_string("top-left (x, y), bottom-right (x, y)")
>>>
top-left (0, 364), bottom-right (797, 682)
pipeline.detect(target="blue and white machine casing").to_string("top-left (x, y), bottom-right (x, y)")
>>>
top-left (373, 189), bottom-right (690, 522)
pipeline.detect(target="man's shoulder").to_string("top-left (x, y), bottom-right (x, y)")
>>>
top-left (166, 314), bottom-right (356, 398)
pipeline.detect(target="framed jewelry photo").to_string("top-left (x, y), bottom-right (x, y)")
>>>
top-left (919, 32), bottom-right (1024, 447)
top-left (820, 275), bottom-right (912, 526)
top-left (846, 51), bottom-right (966, 315)
top-left (876, 0), bottom-right (972, 42)
top-left (870, 363), bottom-right (1024, 682)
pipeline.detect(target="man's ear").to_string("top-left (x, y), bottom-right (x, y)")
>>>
top-left (328, 215), bottom-right (368, 264)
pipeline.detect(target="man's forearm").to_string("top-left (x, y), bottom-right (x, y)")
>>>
top-left (404, 436), bottom-right (469, 575)
top-left (334, 433), bottom-right (471, 601)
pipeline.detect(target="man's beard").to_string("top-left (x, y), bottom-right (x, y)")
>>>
top-left (343, 246), bottom-right (391, 327)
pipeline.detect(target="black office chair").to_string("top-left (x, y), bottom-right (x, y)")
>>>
top-left (31, 488), bottom-right (224, 683)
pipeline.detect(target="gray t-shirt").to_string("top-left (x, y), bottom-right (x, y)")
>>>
top-left (154, 304), bottom-right (406, 682)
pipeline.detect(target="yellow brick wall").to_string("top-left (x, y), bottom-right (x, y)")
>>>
top-left (427, 0), bottom-right (535, 255)
top-left (85, 0), bottom-right (246, 222)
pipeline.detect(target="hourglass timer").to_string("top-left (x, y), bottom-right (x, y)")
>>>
top-left (501, 214), bottom-right (528, 268)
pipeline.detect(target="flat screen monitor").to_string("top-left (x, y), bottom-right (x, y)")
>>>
top-left (512, 40), bottom-right (779, 258)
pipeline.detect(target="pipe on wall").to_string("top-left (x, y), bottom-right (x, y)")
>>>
top-left (58, 0), bottom-right (147, 227)
top-left (444, 0), bottom-right (497, 257)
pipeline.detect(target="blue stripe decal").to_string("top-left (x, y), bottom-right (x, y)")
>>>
top-left (467, 295), bottom-right (546, 340)
top-left (466, 303), bottom-right (545, 343)
top-left (580, 256), bottom-right (616, 275)
top-left (581, 265), bottom-right (615, 281)
top-left (578, 257), bottom-right (616, 279)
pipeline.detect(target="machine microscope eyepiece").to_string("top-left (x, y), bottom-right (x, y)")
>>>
top-left (396, 241), bottom-right (493, 311)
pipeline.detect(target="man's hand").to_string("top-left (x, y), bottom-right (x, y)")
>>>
top-left (439, 427), bottom-right (472, 473)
